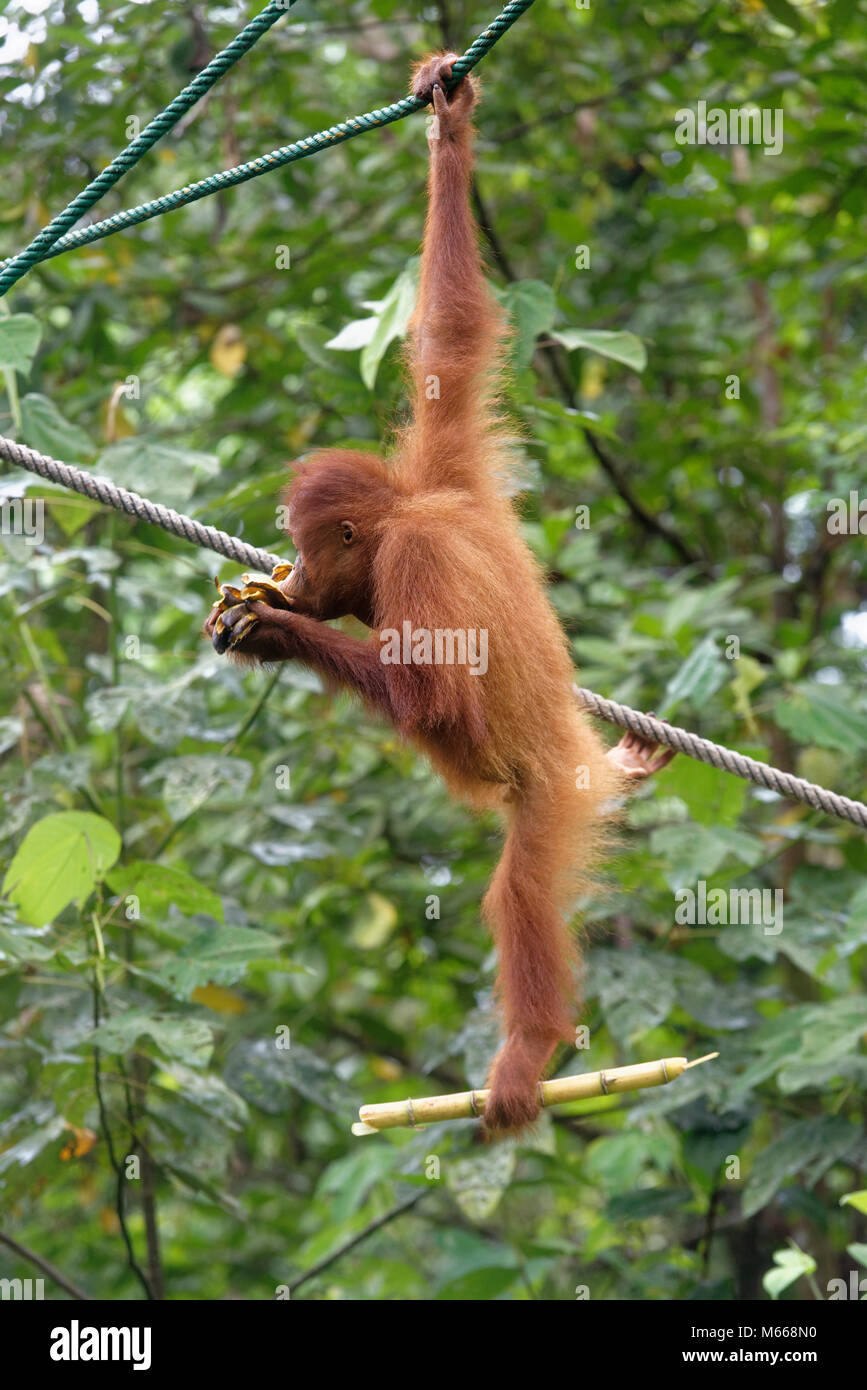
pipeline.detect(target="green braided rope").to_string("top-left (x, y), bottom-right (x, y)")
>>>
top-left (0, 0), bottom-right (297, 299)
top-left (0, 0), bottom-right (535, 276)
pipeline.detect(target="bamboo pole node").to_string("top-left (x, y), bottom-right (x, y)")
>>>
top-left (351, 1052), bottom-right (719, 1135)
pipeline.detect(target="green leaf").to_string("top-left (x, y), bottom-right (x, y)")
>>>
top-left (729, 654), bottom-right (768, 723)
top-left (19, 393), bottom-right (94, 461)
top-left (316, 1145), bottom-right (401, 1224)
top-left (432, 1231), bottom-right (519, 1301)
top-left (50, 494), bottom-right (100, 538)
top-left (0, 1115), bottom-right (67, 1176)
top-left (847, 1243), bottom-right (867, 1268)
top-left (550, 327), bottom-right (647, 372)
top-left (651, 823), bottom-right (730, 887)
top-left (607, 1189), bottom-right (691, 1222)
top-left (803, 998), bottom-right (867, 1066)
top-left (295, 321), bottom-right (357, 373)
top-left (224, 1038), bottom-right (356, 1115)
top-left (0, 716), bottom-right (24, 756)
top-left (348, 259), bottom-right (419, 389)
top-left (762, 0), bottom-right (805, 32)
top-left (160, 1159), bottom-right (244, 1219)
top-left (662, 756), bottom-right (745, 827)
top-left (0, 925), bottom-right (57, 963)
top-left (589, 948), bottom-right (676, 1040)
top-left (732, 999), bottom-right (867, 1097)
top-left (584, 1131), bottom-right (670, 1191)
top-left (89, 1009), bottom-right (214, 1068)
top-left (500, 280), bottom-right (556, 367)
top-left (743, 1117), bottom-right (859, 1217)
top-left (840, 1190), bottom-right (867, 1215)
top-left (159, 925), bottom-right (291, 995)
top-left (447, 1143), bottom-right (517, 1222)
top-left (435, 1265), bottom-right (520, 1300)
top-left (326, 316), bottom-right (378, 352)
top-left (832, 0), bottom-right (859, 28)
top-left (0, 313), bottom-right (42, 373)
top-left (143, 755), bottom-right (254, 822)
top-left (669, 957), bottom-right (758, 1030)
top-left (152, 1063), bottom-right (248, 1130)
top-left (96, 439), bottom-right (219, 510)
top-left (774, 685), bottom-right (867, 753)
top-left (762, 1247), bottom-right (816, 1300)
top-left (3, 811), bottom-right (121, 925)
top-left (660, 636), bottom-right (727, 715)
top-left (106, 861), bottom-right (224, 925)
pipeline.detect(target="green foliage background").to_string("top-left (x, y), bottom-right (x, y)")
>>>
top-left (0, 0), bottom-right (865, 1302)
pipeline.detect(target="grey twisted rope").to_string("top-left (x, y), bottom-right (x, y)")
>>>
top-left (0, 432), bottom-right (864, 829)
top-left (0, 0), bottom-right (297, 298)
top-left (0, 0), bottom-right (536, 272)
top-left (575, 686), bottom-right (867, 831)
top-left (0, 434), bottom-right (279, 573)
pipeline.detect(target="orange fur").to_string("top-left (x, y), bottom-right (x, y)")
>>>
top-left (205, 55), bottom-right (624, 1133)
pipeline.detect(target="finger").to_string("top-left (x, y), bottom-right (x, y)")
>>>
top-left (247, 600), bottom-right (297, 626)
top-left (450, 75), bottom-right (477, 109)
top-left (432, 84), bottom-right (448, 119)
top-left (648, 748), bottom-right (676, 773)
top-left (222, 602), bottom-right (253, 631)
top-left (211, 612), bottom-right (234, 654)
top-left (212, 601), bottom-right (253, 653)
top-left (226, 610), bottom-right (259, 650)
top-left (247, 599), bottom-right (277, 620)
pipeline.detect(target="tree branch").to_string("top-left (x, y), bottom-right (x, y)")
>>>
top-left (287, 1190), bottom-right (430, 1296)
top-left (471, 168), bottom-right (707, 572)
top-left (0, 1229), bottom-right (92, 1301)
top-left (580, 422), bottom-right (705, 570)
top-left (91, 977), bottom-right (154, 1300)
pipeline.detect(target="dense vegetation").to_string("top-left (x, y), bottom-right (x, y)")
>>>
top-left (0, 0), bottom-right (865, 1302)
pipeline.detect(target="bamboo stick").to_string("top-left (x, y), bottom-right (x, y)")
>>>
top-left (352, 1053), bottom-right (718, 1134)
